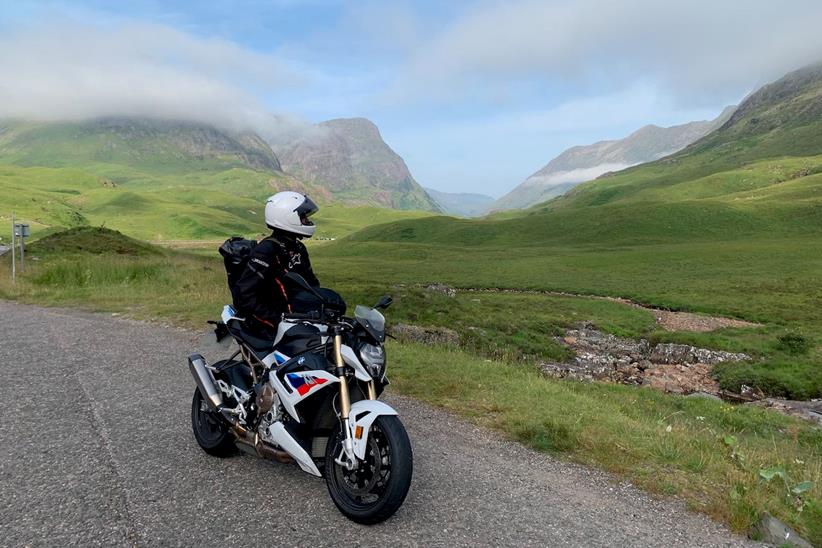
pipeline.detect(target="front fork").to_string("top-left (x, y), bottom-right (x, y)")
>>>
top-left (332, 327), bottom-right (377, 470)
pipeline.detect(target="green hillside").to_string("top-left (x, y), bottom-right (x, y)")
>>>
top-left (0, 118), bottom-right (282, 173)
top-left (350, 63), bottom-right (822, 248)
top-left (345, 64), bottom-right (822, 262)
top-left (312, 63), bottom-right (822, 404)
top-left (0, 118), bottom-right (434, 240)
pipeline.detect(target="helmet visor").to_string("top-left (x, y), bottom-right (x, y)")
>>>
top-left (295, 195), bottom-right (318, 226)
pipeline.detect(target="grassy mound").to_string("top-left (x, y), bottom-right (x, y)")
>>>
top-left (29, 226), bottom-right (161, 256)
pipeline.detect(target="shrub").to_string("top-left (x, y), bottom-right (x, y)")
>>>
top-left (713, 360), bottom-right (822, 400)
top-left (776, 333), bottom-right (810, 355)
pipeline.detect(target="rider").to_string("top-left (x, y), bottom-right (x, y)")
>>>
top-left (235, 191), bottom-right (320, 333)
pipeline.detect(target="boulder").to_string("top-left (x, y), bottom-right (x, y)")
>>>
top-left (650, 343), bottom-right (749, 365)
top-left (426, 283), bottom-right (457, 297)
top-left (754, 513), bottom-right (813, 548)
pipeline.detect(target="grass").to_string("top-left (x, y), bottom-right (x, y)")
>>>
top-left (0, 162), bottom-right (434, 243)
top-left (313, 236), bottom-right (822, 400)
top-left (6, 227), bottom-right (820, 400)
top-left (2, 228), bottom-right (821, 543)
top-left (388, 342), bottom-right (822, 545)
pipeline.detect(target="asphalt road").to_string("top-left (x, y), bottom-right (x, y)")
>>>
top-left (0, 301), bottom-right (758, 547)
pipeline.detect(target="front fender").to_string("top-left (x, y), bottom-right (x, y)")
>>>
top-left (348, 400), bottom-right (398, 460)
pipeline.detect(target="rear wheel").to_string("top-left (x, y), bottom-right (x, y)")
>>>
top-left (191, 389), bottom-right (236, 457)
top-left (324, 415), bottom-right (413, 524)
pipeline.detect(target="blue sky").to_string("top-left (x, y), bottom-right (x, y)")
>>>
top-left (2, 1), bottom-right (822, 197)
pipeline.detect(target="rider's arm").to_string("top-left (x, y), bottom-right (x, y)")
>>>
top-left (299, 241), bottom-right (321, 287)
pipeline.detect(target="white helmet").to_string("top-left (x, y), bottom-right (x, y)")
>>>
top-left (264, 191), bottom-right (318, 237)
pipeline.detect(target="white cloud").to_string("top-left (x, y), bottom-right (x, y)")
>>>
top-left (524, 163), bottom-right (634, 188)
top-left (394, 0), bottom-right (822, 105)
top-left (0, 18), bottom-right (310, 137)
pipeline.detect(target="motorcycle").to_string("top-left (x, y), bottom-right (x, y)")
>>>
top-left (186, 273), bottom-right (413, 524)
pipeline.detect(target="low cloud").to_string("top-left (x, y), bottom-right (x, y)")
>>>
top-left (0, 18), bottom-right (311, 137)
top-left (395, 0), bottom-right (822, 105)
top-left (525, 164), bottom-right (634, 188)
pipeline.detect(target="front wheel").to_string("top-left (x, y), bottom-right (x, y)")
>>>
top-left (324, 415), bottom-right (413, 524)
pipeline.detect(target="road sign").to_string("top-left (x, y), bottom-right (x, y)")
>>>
top-left (14, 223), bottom-right (30, 238)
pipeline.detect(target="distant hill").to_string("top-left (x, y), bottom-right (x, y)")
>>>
top-left (424, 187), bottom-right (494, 217)
top-left (0, 117), bottom-right (282, 173)
top-left (490, 106), bottom-right (736, 211)
top-left (271, 118), bottom-right (440, 212)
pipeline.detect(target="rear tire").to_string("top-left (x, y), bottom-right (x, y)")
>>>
top-left (191, 389), bottom-right (236, 457)
top-left (324, 415), bottom-right (413, 524)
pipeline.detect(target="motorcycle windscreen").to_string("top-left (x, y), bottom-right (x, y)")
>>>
top-left (354, 305), bottom-right (385, 342)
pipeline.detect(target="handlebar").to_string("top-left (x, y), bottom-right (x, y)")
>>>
top-left (282, 313), bottom-right (357, 329)
top-left (283, 312), bottom-right (321, 321)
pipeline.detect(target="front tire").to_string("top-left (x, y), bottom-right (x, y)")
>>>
top-left (324, 415), bottom-right (413, 524)
top-left (190, 389), bottom-right (236, 457)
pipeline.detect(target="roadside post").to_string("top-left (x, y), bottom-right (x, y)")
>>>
top-left (13, 221), bottom-right (29, 272)
top-left (10, 212), bottom-right (15, 283)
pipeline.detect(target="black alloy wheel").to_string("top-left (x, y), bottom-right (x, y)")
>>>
top-left (191, 389), bottom-right (236, 457)
top-left (324, 415), bottom-right (413, 524)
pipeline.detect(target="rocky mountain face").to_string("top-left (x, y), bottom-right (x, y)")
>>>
top-left (271, 118), bottom-right (440, 212)
top-left (424, 187), bottom-right (494, 217)
top-left (490, 106), bottom-right (736, 211)
top-left (0, 117), bottom-right (282, 173)
top-left (686, 62), bottom-right (822, 154)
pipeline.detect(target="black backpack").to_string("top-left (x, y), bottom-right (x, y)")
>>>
top-left (218, 236), bottom-right (258, 308)
top-left (218, 236), bottom-right (347, 319)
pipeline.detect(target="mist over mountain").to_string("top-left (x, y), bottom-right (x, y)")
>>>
top-left (424, 188), bottom-right (495, 217)
top-left (271, 117), bottom-right (440, 212)
top-left (0, 116), bottom-right (445, 213)
top-left (490, 106), bottom-right (736, 211)
top-left (0, 117), bottom-right (283, 173)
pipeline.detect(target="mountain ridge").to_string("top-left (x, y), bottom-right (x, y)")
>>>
top-left (490, 106), bottom-right (736, 211)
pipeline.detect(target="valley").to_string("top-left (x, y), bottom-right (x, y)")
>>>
top-left (1, 63), bottom-right (822, 544)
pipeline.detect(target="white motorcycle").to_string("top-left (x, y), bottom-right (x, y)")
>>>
top-left (187, 273), bottom-right (412, 524)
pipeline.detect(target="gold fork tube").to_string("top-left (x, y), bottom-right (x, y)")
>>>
top-left (334, 333), bottom-right (351, 419)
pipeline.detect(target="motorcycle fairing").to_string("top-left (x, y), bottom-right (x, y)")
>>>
top-left (266, 421), bottom-right (322, 476)
top-left (270, 366), bottom-right (339, 422)
top-left (286, 371), bottom-right (329, 396)
top-left (262, 350), bottom-right (290, 368)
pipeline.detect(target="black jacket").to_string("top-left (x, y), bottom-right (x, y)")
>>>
top-left (234, 232), bottom-right (319, 328)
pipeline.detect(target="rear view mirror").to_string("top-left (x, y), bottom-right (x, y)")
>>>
top-left (374, 295), bottom-right (393, 310)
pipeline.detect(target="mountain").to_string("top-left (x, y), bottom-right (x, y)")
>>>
top-left (271, 118), bottom-right (440, 212)
top-left (0, 116), bottom-right (444, 239)
top-left (490, 106), bottom-right (736, 211)
top-left (424, 187), bottom-right (495, 217)
top-left (0, 117), bottom-right (283, 173)
top-left (349, 62), bottom-right (822, 249)
top-left (0, 117), bottom-right (334, 240)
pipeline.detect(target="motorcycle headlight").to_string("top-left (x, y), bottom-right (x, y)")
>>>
top-left (359, 343), bottom-right (386, 379)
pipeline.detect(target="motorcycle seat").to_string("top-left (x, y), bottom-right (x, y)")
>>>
top-left (226, 319), bottom-right (275, 353)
